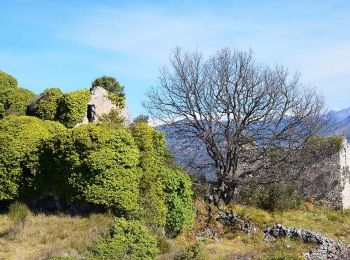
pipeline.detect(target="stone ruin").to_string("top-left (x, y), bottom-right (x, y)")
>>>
top-left (78, 86), bottom-right (130, 126)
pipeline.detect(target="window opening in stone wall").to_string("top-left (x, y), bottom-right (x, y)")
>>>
top-left (87, 104), bottom-right (96, 122)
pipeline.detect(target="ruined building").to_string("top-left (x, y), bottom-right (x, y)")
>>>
top-left (78, 86), bottom-right (130, 126)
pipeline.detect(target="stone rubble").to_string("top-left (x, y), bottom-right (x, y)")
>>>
top-left (264, 224), bottom-right (350, 260)
top-left (216, 210), bottom-right (254, 234)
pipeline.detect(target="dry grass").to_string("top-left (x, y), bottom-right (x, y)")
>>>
top-left (0, 212), bottom-right (113, 260)
top-left (229, 202), bottom-right (350, 243)
top-left (158, 200), bottom-right (350, 259)
top-left (2, 200), bottom-right (350, 259)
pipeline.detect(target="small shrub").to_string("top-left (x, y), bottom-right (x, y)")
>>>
top-left (261, 250), bottom-right (303, 260)
top-left (133, 114), bottom-right (149, 124)
top-left (240, 183), bottom-right (302, 212)
top-left (8, 201), bottom-right (30, 232)
top-left (175, 241), bottom-right (207, 260)
top-left (91, 218), bottom-right (159, 259)
top-left (156, 234), bottom-right (172, 254)
top-left (97, 109), bottom-right (125, 128)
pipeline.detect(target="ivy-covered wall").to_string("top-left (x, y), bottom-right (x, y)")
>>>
top-left (56, 89), bottom-right (90, 128)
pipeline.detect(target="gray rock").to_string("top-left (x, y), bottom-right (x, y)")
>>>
top-left (264, 224), bottom-right (350, 259)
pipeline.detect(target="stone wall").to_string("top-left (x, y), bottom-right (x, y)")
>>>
top-left (79, 86), bottom-right (130, 126)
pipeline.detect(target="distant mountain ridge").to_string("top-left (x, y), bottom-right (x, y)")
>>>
top-left (328, 107), bottom-right (350, 141)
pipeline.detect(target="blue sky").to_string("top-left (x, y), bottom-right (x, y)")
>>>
top-left (0, 0), bottom-right (349, 117)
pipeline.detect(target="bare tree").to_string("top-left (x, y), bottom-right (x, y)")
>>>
top-left (144, 47), bottom-right (327, 205)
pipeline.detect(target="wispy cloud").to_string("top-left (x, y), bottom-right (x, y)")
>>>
top-left (1, 0), bottom-right (349, 114)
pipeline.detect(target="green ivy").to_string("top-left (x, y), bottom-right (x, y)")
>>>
top-left (32, 88), bottom-right (63, 120)
top-left (132, 122), bottom-right (194, 234)
top-left (0, 71), bottom-right (35, 116)
top-left (0, 103), bottom-right (5, 119)
top-left (56, 89), bottom-right (90, 128)
top-left (161, 167), bottom-right (195, 236)
top-left (38, 124), bottom-right (141, 215)
top-left (0, 116), bottom-right (65, 200)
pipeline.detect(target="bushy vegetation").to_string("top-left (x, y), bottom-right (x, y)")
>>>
top-left (8, 201), bottom-right (30, 229)
top-left (0, 103), bottom-right (5, 119)
top-left (31, 88), bottom-right (63, 120)
top-left (97, 109), bottom-right (125, 128)
top-left (0, 71), bottom-right (197, 259)
top-left (0, 116), bottom-right (65, 200)
top-left (56, 89), bottom-right (90, 128)
top-left (175, 241), bottom-right (207, 260)
top-left (91, 218), bottom-right (159, 259)
top-left (132, 122), bottom-right (194, 235)
top-left (240, 183), bottom-right (302, 212)
top-left (0, 71), bottom-right (35, 116)
top-left (38, 125), bottom-right (141, 215)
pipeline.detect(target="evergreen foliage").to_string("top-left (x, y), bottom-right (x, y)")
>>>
top-left (56, 89), bottom-right (90, 128)
top-left (91, 218), bottom-right (159, 259)
top-left (92, 76), bottom-right (125, 108)
top-left (32, 88), bottom-right (63, 120)
top-left (132, 122), bottom-right (194, 234)
top-left (0, 71), bottom-right (35, 116)
top-left (161, 167), bottom-right (195, 236)
top-left (0, 103), bottom-right (5, 119)
top-left (0, 116), bottom-right (65, 200)
top-left (39, 124), bottom-right (141, 215)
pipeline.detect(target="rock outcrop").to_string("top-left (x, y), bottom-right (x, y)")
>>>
top-left (264, 224), bottom-right (350, 259)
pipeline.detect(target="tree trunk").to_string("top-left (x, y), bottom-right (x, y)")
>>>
top-left (212, 177), bottom-right (237, 206)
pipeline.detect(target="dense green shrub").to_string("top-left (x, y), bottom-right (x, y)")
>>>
top-left (0, 103), bottom-right (4, 119)
top-left (91, 217), bottom-right (159, 259)
top-left (161, 168), bottom-right (195, 236)
top-left (39, 125), bottom-right (141, 214)
top-left (0, 71), bottom-right (35, 116)
top-left (132, 122), bottom-right (194, 234)
top-left (92, 76), bottom-right (125, 108)
top-left (32, 88), bottom-right (63, 120)
top-left (108, 92), bottom-right (126, 108)
top-left (0, 70), bottom-right (17, 88)
top-left (0, 116), bottom-right (65, 200)
top-left (241, 183), bottom-right (302, 212)
top-left (56, 89), bottom-right (90, 128)
top-left (132, 122), bottom-right (168, 225)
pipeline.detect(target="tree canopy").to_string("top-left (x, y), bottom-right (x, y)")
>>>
top-left (0, 71), bottom-right (35, 116)
top-left (92, 76), bottom-right (126, 108)
top-left (145, 47), bottom-right (327, 205)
